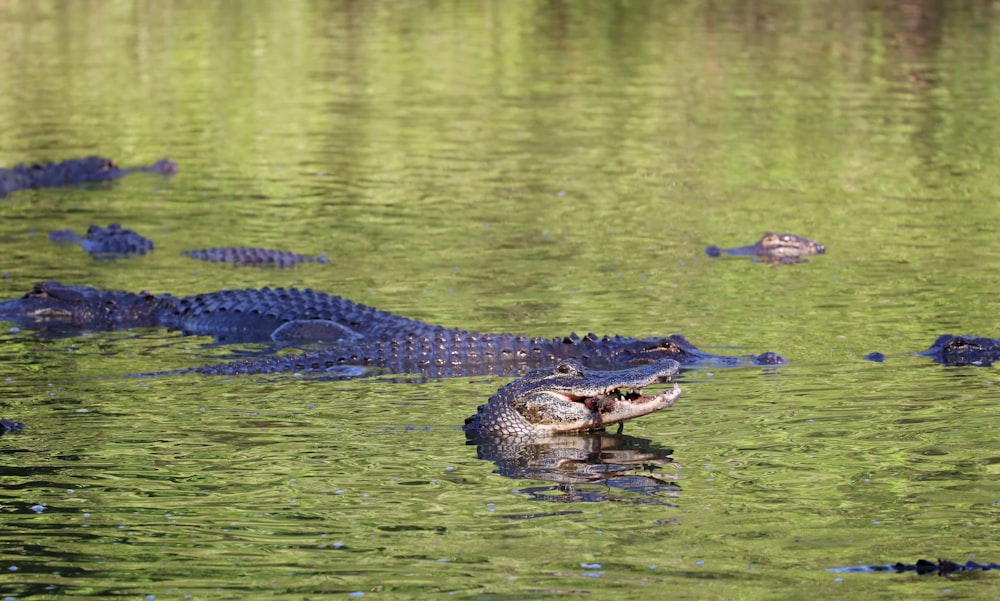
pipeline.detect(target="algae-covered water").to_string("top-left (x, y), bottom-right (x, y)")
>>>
top-left (1, 1), bottom-right (999, 599)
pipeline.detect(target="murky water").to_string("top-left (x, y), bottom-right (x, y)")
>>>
top-left (1, 1), bottom-right (999, 599)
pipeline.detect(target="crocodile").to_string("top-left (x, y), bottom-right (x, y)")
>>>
top-left (463, 359), bottom-right (681, 437)
top-left (920, 334), bottom-right (1000, 366)
top-left (705, 232), bottom-right (826, 263)
top-left (0, 156), bottom-right (177, 197)
top-left (49, 223), bottom-right (154, 257)
top-left (828, 558), bottom-right (1000, 576)
top-left (0, 281), bottom-right (786, 375)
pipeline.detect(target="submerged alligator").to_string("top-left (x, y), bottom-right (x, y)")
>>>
top-left (0, 281), bottom-right (786, 376)
top-left (50, 223), bottom-right (155, 257)
top-left (829, 558), bottom-right (1000, 576)
top-left (861, 334), bottom-right (1000, 366)
top-left (0, 156), bottom-right (177, 197)
top-left (181, 247), bottom-right (329, 267)
top-left (1, 418), bottom-right (25, 437)
top-left (920, 334), bottom-right (1000, 367)
top-left (463, 359), bottom-right (681, 437)
top-left (49, 223), bottom-right (328, 266)
top-left (705, 232), bottom-right (826, 263)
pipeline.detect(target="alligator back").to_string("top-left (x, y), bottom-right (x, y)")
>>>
top-left (181, 247), bottom-right (328, 267)
top-left (192, 330), bottom-right (782, 376)
top-left (156, 287), bottom-right (429, 344)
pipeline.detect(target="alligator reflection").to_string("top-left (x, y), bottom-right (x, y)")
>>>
top-left (467, 431), bottom-right (681, 506)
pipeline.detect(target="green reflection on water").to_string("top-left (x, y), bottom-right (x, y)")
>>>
top-left (1, 0), bottom-right (999, 599)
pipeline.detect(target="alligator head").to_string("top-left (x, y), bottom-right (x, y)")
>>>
top-left (464, 358), bottom-right (681, 437)
top-left (920, 334), bottom-right (1000, 366)
top-left (707, 232), bottom-right (825, 263)
top-left (0, 281), bottom-right (102, 323)
top-left (755, 232), bottom-right (826, 258)
top-left (0, 280), bottom-right (170, 332)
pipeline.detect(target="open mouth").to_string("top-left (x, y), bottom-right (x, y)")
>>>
top-left (33, 307), bottom-right (73, 319)
top-left (565, 385), bottom-right (679, 414)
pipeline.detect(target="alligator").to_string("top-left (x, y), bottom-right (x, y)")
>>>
top-left (1, 417), bottom-right (25, 437)
top-left (463, 359), bottom-right (681, 437)
top-left (920, 334), bottom-right (1000, 366)
top-left (181, 247), bottom-right (329, 267)
top-left (49, 223), bottom-right (154, 257)
top-left (192, 331), bottom-right (786, 377)
top-left (0, 281), bottom-right (786, 375)
top-left (0, 280), bottom-right (410, 344)
top-left (828, 558), bottom-right (1000, 576)
top-left (0, 156), bottom-right (177, 197)
top-left (48, 223), bottom-right (328, 266)
top-left (705, 232), bottom-right (826, 263)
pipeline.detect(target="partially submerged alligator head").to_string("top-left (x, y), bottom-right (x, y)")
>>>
top-left (706, 232), bottom-right (825, 263)
top-left (464, 359), bottom-right (681, 437)
top-left (920, 334), bottom-right (1000, 366)
top-left (0, 280), bottom-right (176, 334)
top-left (1, 418), bottom-right (25, 437)
top-left (0, 156), bottom-right (177, 197)
top-left (49, 223), bottom-right (154, 257)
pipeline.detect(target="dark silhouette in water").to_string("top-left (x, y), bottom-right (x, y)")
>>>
top-left (1, 418), bottom-right (25, 436)
top-left (829, 558), bottom-right (1000, 576)
top-left (920, 334), bottom-right (1000, 366)
top-left (49, 223), bottom-right (154, 257)
top-left (181, 247), bottom-right (329, 267)
top-left (0, 156), bottom-right (176, 197)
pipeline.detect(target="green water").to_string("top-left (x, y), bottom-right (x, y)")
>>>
top-left (1, 1), bottom-right (999, 599)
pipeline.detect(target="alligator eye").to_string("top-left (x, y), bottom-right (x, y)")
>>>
top-left (947, 338), bottom-right (978, 349)
top-left (554, 361), bottom-right (580, 376)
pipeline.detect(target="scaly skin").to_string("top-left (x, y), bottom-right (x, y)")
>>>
top-left (181, 247), bottom-right (329, 267)
top-left (192, 331), bottom-right (786, 376)
top-left (463, 359), bottom-right (681, 436)
top-left (706, 232), bottom-right (825, 263)
top-left (0, 281), bottom-right (426, 344)
top-left (0, 281), bottom-right (787, 372)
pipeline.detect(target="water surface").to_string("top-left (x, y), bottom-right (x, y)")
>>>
top-left (1, 1), bottom-right (999, 599)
